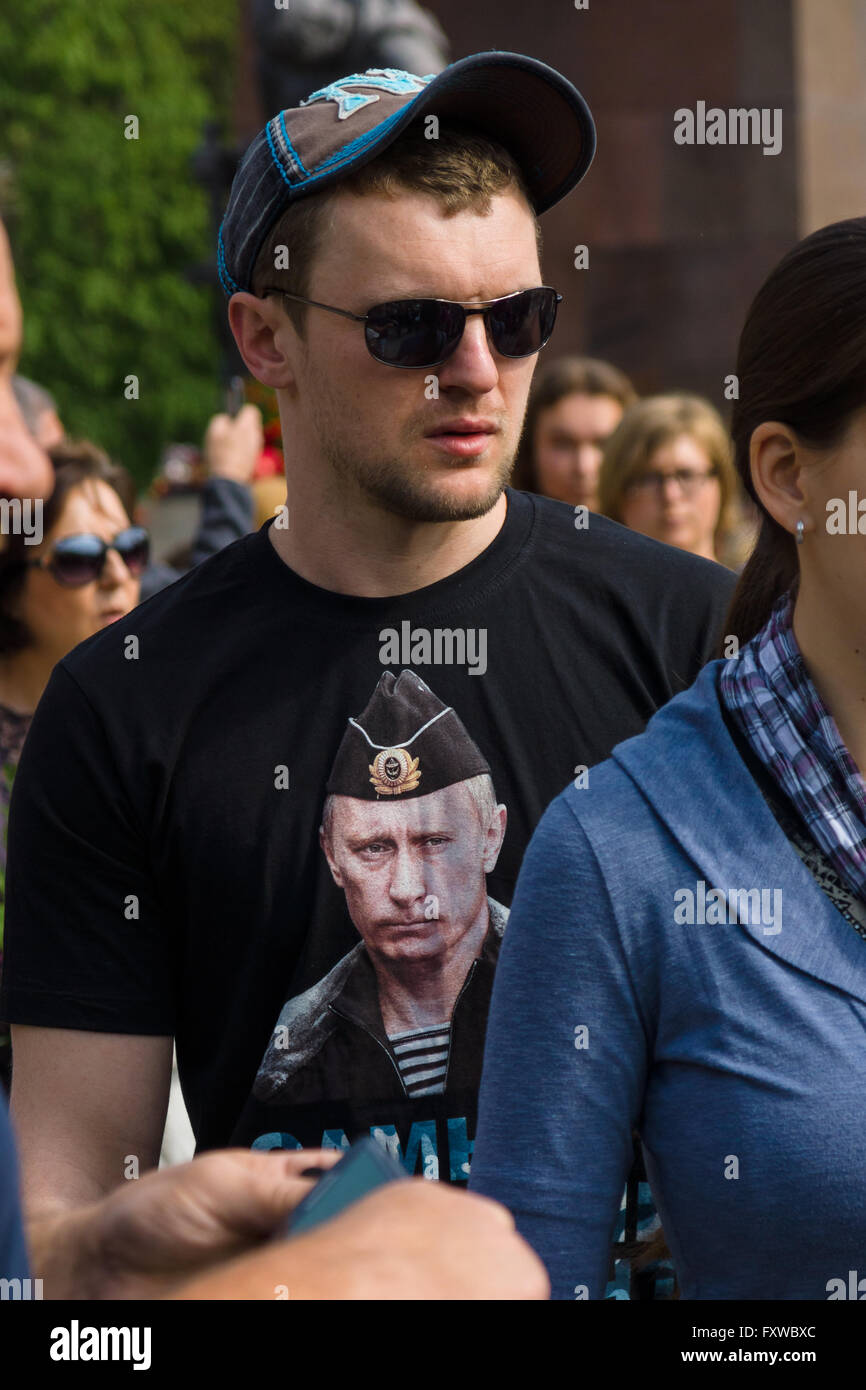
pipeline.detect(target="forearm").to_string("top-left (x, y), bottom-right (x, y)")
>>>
top-left (169, 1237), bottom-right (340, 1301)
top-left (170, 1222), bottom-right (388, 1302)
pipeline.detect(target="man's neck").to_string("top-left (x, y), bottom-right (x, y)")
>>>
top-left (268, 484), bottom-right (508, 598)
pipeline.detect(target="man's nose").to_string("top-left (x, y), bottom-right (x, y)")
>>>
top-left (434, 312), bottom-right (500, 395)
top-left (388, 844), bottom-right (427, 902)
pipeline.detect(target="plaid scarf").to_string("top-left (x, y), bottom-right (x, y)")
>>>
top-left (719, 591), bottom-right (866, 906)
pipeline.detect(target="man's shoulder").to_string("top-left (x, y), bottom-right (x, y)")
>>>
top-left (521, 490), bottom-right (735, 598)
top-left (553, 660), bottom-right (728, 865)
top-left (253, 944), bottom-right (366, 1097)
top-left (59, 528), bottom-right (263, 684)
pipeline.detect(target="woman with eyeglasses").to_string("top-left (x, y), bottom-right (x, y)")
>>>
top-left (598, 393), bottom-right (752, 568)
top-left (470, 217), bottom-right (866, 1299)
top-left (0, 439), bottom-right (148, 1091)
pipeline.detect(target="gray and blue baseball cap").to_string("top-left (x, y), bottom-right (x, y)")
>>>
top-left (218, 49), bottom-right (596, 296)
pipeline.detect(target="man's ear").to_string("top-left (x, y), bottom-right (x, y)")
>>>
top-left (228, 292), bottom-right (298, 390)
top-left (319, 825), bottom-right (343, 888)
top-left (482, 804), bottom-right (507, 874)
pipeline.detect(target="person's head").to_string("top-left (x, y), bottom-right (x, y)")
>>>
top-left (0, 440), bottom-right (145, 668)
top-left (229, 117), bottom-right (550, 524)
top-left (11, 375), bottom-right (65, 449)
top-left (723, 217), bottom-right (866, 645)
top-left (514, 356), bottom-right (636, 508)
top-left (319, 773), bottom-right (506, 966)
top-left (598, 393), bottom-right (737, 562)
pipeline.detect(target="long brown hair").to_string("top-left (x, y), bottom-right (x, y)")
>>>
top-left (513, 356), bottom-right (637, 492)
top-left (723, 217), bottom-right (866, 647)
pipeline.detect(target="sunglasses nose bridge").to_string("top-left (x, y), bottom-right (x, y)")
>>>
top-left (426, 311), bottom-right (500, 381)
top-left (455, 305), bottom-right (497, 358)
top-left (99, 545), bottom-right (131, 582)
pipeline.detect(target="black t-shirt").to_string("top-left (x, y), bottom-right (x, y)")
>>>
top-left (0, 490), bottom-right (735, 1177)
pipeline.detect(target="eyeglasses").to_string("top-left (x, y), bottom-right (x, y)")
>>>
top-left (28, 526), bottom-right (150, 587)
top-left (261, 286), bottom-right (562, 369)
top-left (625, 468), bottom-right (718, 499)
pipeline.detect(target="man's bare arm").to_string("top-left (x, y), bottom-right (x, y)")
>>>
top-left (10, 1025), bottom-right (173, 1221)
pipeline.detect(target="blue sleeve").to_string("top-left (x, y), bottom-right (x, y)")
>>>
top-left (0, 1098), bottom-right (30, 1281)
top-left (137, 478), bottom-right (256, 602)
top-left (189, 477), bottom-right (254, 565)
top-left (469, 788), bottom-right (651, 1300)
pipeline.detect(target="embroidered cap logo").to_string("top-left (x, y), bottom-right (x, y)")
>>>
top-left (299, 68), bottom-right (436, 121)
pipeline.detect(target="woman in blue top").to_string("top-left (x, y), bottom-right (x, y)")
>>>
top-left (470, 217), bottom-right (866, 1301)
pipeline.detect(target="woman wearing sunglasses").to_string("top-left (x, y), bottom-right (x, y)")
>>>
top-left (470, 217), bottom-right (866, 1299)
top-left (0, 439), bottom-right (147, 1091)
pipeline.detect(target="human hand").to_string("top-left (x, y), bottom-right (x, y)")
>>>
top-left (202, 403), bottom-right (263, 484)
top-left (173, 1175), bottom-right (550, 1301)
top-left (84, 1148), bottom-right (340, 1299)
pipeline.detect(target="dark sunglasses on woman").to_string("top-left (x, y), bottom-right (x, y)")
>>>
top-left (28, 525), bottom-right (150, 588)
top-left (261, 285), bottom-right (563, 369)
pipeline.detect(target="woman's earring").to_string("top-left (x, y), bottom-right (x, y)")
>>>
top-left (796, 518), bottom-right (805, 545)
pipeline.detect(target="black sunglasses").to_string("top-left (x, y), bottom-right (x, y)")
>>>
top-left (28, 525), bottom-right (150, 588)
top-left (261, 285), bottom-right (562, 369)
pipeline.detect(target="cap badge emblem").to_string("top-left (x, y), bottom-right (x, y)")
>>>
top-left (369, 746), bottom-right (422, 796)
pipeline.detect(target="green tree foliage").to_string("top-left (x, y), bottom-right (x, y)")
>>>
top-left (0, 2), bottom-right (237, 486)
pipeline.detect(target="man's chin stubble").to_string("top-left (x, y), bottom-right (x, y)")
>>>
top-left (346, 454), bottom-right (515, 523)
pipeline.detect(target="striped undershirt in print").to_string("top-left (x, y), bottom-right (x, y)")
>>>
top-left (388, 1023), bottom-right (451, 1097)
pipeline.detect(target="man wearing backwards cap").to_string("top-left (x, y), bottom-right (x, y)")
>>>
top-left (253, 670), bottom-right (508, 1111)
top-left (3, 52), bottom-right (733, 1297)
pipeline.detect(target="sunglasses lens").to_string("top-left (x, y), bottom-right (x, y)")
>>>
top-left (366, 300), bottom-right (464, 367)
top-left (51, 535), bottom-right (104, 587)
top-left (113, 528), bottom-right (150, 575)
top-left (490, 288), bottom-right (558, 357)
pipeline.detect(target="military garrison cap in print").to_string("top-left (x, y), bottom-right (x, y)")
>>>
top-left (326, 670), bottom-right (490, 800)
